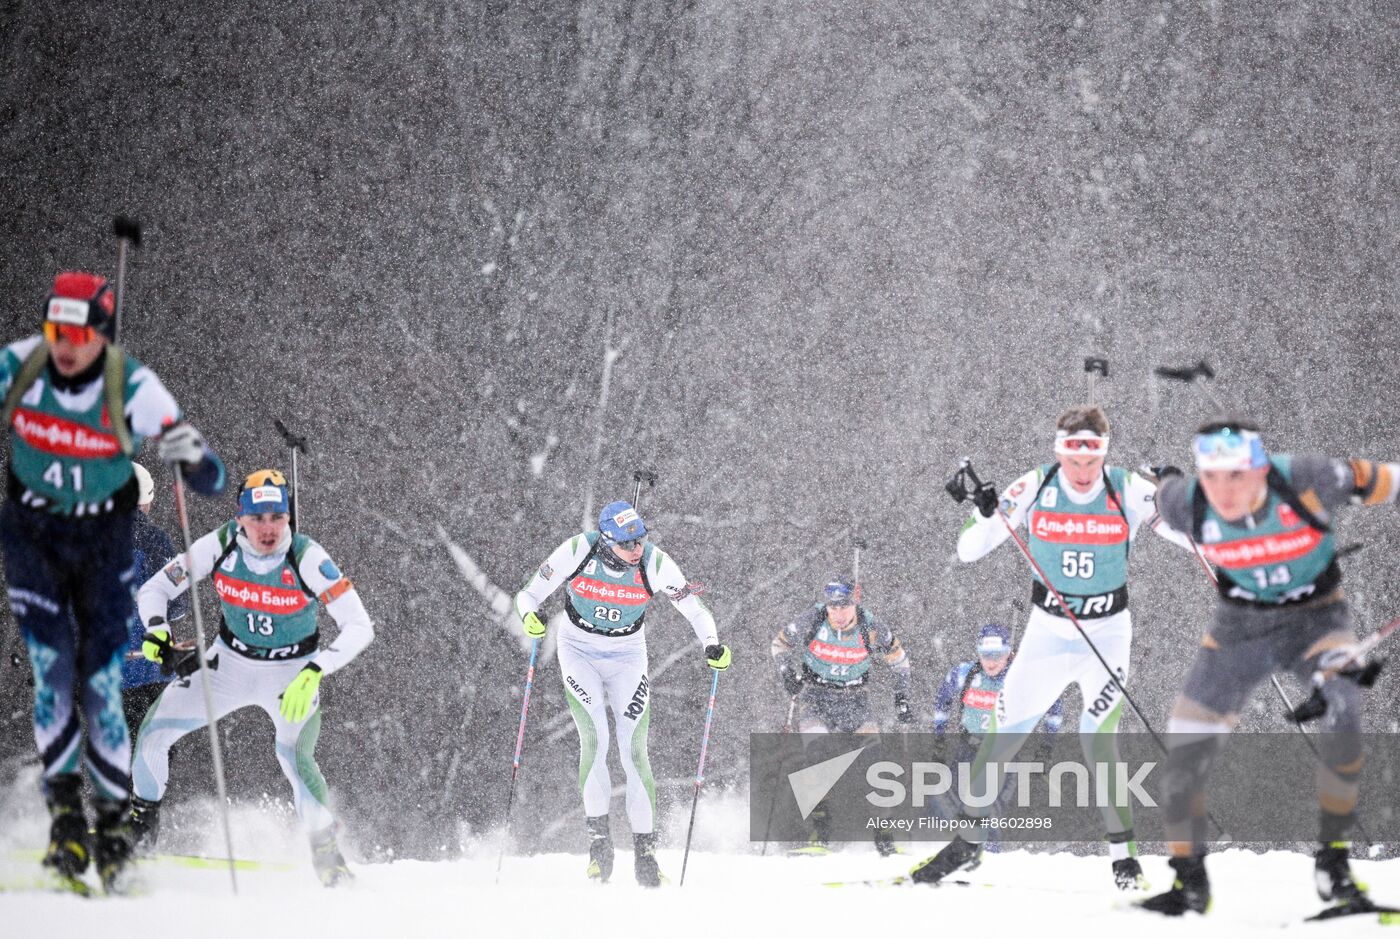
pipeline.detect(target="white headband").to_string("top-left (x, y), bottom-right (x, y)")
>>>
top-left (1053, 428), bottom-right (1110, 456)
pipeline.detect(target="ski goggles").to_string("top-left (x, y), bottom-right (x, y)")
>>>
top-left (42, 321), bottom-right (100, 346)
top-left (1054, 430), bottom-right (1110, 456)
top-left (977, 635), bottom-right (1010, 656)
top-left (607, 535), bottom-right (646, 551)
top-left (823, 580), bottom-right (856, 607)
top-left (1193, 427), bottom-right (1268, 471)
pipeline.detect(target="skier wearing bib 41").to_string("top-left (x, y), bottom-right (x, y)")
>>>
top-left (912, 405), bottom-right (1196, 891)
top-left (514, 500), bottom-right (729, 887)
top-left (130, 469), bottom-right (375, 886)
top-left (1140, 422), bottom-right (1399, 917)
top-left (0, 272), bottom-right (225, 893)
top-left (770, 577), bottom-right (911, 855)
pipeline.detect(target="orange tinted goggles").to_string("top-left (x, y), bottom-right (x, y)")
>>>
top-left (43, 321), bottom-right (99, 345)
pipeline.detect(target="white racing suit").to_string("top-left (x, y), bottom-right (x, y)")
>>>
top-left (515, 533), bottom-right (717, 834)
top-left (956, 466), bottom-right (1195, 852)
top-left (131, 524), bottom-right (373, 836)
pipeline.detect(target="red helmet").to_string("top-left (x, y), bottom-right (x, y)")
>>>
top-left (45, 272), bottom-right (116, 341)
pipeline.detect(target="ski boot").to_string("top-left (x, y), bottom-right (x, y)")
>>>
top-left (585, 815), bottom-right (614, 883)
top-left (874, 830), bottom-right (898, 857)
top-left (790, 804), bottom-right (832, 856)
top-left (1315, 842), bottom-right (1368, 904)
top-left (93, 799), bottom-right (136, 894)
top-left (41, 774), bottom-right (90, 887)
top-left (310, 826), bottom-right (353, 887)
top-left (909, 834), bottom-right (982, 884)
top-left (129, 796), bottom-right (161, 856)
top-left (634, 832), bottom-right (667, 888)
top-left (1113, 857), bottom-right (1148, 891)
top-left (1138, 856), bottom-right (1210, 915)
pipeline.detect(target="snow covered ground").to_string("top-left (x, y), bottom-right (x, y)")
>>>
top-left (3, 843), bottom-right (1397, 938)
top-left (1, 783), bottom-right (1396, 937)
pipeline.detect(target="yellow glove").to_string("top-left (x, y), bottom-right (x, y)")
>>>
top-left (280, 664), bottom-right (323, 722)
top-left (705, 644), bottom-right (732, 670)
top-left (522, 611), bottom-right (547, 639)
top-left (142, 626), bottom-right (172, 664)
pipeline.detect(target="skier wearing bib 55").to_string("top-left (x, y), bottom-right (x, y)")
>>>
top-left (913, 405), bottom-right (1195, 891)
top-left (514, 500), bottom-right (730, 887)
top-left (0, 272), bottom-right (225, 893)
top-left (130, 469), bottom-right (375, 886)
top-left (1140, 422), bottom-right (1399, 917)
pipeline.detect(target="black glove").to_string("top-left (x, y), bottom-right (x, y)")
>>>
top-left (781, 665), bottom-right (804, 697)
top-left (1142, 464), bottom-right (1184, 483)
top-left (893, 692), bottom-right (913, 725)
top-left (971, 482), bottom-right (999, 518)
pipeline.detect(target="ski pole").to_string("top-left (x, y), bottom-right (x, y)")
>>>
top-left (1084, 356), bottom-right (1109, 406)
top-left (679, 667), bottom-right (721, 886)
top-left (111, 216), bottom-right (141, 346)
top-left (632, 468), bottom-right (657, 508)
top-left (759, 694), bottom-right (798, 856)
top-left (1268, 674), bottom-right (1377, 853)
top-left (494, 635), bottom-right (540, 885)
top-left (171, 463), bottom-right (238, 895)
top-left (273, 419), bottom-right (308, 530)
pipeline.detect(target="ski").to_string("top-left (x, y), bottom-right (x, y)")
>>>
top-left (1304, 897), bottom-right (1400, 923)
top-left (825, 873), bottom-right (1110, 896)
top-left (823, 874), bottom-right (972, 888)
top-left (9, 847), bottom-right (294, 872)
top-left (0, 871), bottom-right (94, 897)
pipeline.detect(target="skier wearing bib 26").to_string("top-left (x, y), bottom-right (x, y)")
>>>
top-left (1140, 422), bottom-right (1399, 916)
top-left (514, 500), bottom-right (729, 887)
top-left (770, 577), bottom-right (911, 856)
top-left (130, 469), bottom-right (375, 886)
top-left (0, 272), bottom-right (225, 892)
top-left (912, 406), bottom-right (1194, 891)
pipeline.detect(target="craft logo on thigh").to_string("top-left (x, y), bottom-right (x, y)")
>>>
top-left (567, 675), bottom-right (592, 705)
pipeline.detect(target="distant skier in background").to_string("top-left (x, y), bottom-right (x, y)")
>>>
top-left (514, 500), bottom-right (730, 887)
top-left (770, 577), bottom-right (911, 855)
top-left (932, 622), bottom-right (1063, 852)
top-left (119, 463), bottom-right (187, 733)
top-left (0, 271), bottom-right (225, 893)
top-left (914, 405), bottom-right (1196, 891)
top-left (131, 469), bottom-right (374, 887)
top-left (932, 622), bottom-right (1063, 740)
top-left (1140, 422), bottom-right (1398, 916)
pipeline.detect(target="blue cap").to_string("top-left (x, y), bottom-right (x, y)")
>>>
top-left (976, 623), bottom-right (1011, 656)
top-left (823, 578), bottom-right (856, 607)
top-left (599, 500), bottom-right (647, 544)
top-left (238, 480), bottom-right (291, 516)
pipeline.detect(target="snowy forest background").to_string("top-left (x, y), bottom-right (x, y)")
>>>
top-left (1, 0), bottom-right (1397, 859)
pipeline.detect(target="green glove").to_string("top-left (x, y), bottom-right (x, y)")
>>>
top-left (142, 626), bottom-right (172, 664)
top-left (522, 611), bottom-right (547, 639)
top-left (705, 643), bottom-right (732, 670)
top-left (280, 663), bottom-right (323, 723)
